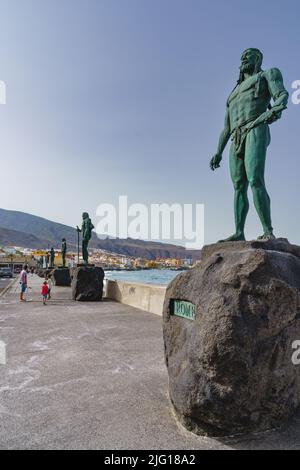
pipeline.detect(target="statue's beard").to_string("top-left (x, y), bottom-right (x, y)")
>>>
top-left (240, 63), bottom-right (255, 74)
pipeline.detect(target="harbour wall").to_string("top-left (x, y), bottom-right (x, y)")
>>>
top-left (105, 280), bottom-right (167, 316)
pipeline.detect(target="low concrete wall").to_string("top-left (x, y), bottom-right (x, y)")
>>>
top-left (106, 280), bottom-right (166, 316)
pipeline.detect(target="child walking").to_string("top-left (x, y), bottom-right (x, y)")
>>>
top-left (41, 281), bottom-right (49, 305)
top-left (45, 275), bottom-right (52, 299)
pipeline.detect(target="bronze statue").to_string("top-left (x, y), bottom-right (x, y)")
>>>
top-left (50, 248), bottom-right (55, 268)
top-left (76, 213), bottom-right (94, 264)
top-left (61, 238), bottom-right (67, 267)
top-left (210, 48), bottom-right (289, 241)
top-left (45, 253), bottom-right (50, 269)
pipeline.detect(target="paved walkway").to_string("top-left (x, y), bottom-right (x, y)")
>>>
top-left (0, 278), bottom-right (14, 295)
top-left (0, 275), bottom-right (299, 450)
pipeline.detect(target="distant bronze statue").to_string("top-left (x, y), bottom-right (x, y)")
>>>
top-left (76, 213), bottom-right (94, 264)
top-left (210, 48), bottom-right (289, 241)
top-left (50, 248), bottom-right (55, 268)
top-left (45, 253), bottom-right (50, 269)
top-left (61, 238), bottom-right (67, 267)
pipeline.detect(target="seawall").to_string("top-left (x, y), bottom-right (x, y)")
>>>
top-left (105, 280), bottom-right (166, 316)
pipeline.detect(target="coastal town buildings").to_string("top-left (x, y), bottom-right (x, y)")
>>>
top-left (0, 244), bottom-right (198, 271)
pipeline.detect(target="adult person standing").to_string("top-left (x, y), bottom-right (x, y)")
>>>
top-left (19, 264), bottom-right (28, 302)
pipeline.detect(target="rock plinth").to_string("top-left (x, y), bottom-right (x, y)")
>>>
top-left (36, 268), bottom-right (54, 278)
top-left (163, 239), bottom-right (300, 436)
top-left (52, 268), bottom-right (71, 287)
top-left (72, 265), bottom-right (104, 301)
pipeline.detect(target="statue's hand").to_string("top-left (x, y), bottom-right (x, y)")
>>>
top-left (210, 153), bottom-right (222, 171)
top-left (265, 109), bottom-right (281, 124)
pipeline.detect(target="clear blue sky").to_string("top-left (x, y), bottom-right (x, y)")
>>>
top-left (0, 0), bottom-right (299, 245)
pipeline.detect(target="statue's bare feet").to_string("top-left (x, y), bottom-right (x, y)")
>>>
top-left (218, 233), bottom-right (246, 243)
top-left (257, 231), bottom-right (276, 241)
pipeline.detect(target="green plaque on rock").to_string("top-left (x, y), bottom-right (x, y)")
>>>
top-left (172, 300), bottom-right (195, 321)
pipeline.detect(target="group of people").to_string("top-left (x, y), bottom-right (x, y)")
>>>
top-left (19, 264), bottom-right (52, 305)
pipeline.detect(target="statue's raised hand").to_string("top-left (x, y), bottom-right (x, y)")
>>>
top-left (210, 153), bottom-right (222, 171)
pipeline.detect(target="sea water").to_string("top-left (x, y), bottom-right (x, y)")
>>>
top-left (104, 269), bottom-right (182, 286)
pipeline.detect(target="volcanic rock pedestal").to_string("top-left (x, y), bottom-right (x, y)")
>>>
top-left (52, 267), bottom-right (71, 287)
top-left (36, 268), bottom-right (54, 279)
top-left (72, 265), bottom-right (104, 301)
top-left (163, 238), bottom-right (300, 436)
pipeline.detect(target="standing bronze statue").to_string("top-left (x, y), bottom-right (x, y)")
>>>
top-left (50, 247), bottom-right (55, 268)
top-left (76, 213), bottom-right (94, 264)
top-left (61, 238), bottom-right (67, 268)
top-left (45, 252), bottom-right (50, 269)
top-left (210, 48), bottom-right (289, 241)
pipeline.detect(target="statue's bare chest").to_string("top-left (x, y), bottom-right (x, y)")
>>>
top-left (227, 73), bottom-right (270, 128)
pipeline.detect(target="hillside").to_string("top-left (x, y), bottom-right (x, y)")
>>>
top-left (0, 227), bottom-right (52, 250)
top-left (96, 237), bottom-right (201, 260)
top-left (0, 208), bottom-right (79, 247)
top-left (0, 208), bottom-right (201, 260)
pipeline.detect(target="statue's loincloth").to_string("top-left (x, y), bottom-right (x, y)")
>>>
top-left (231, 115), bottom-right (262, 158)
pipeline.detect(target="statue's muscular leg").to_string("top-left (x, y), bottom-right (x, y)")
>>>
top-left (219, 143), bottom-right (248, 242)
top-left (82, 240), bottom-right (89, 264)
top-left (245, 124), bottom-right (274, 240)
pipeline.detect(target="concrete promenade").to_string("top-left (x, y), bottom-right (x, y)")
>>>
top-left (0, 275), bottom-right (299, 450)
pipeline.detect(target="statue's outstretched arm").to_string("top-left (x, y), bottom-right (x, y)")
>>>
top-left (210, 107), bottom-right (231, 171)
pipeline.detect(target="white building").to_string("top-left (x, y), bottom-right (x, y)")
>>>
top-left (3, 247), bottom-right (17, 255)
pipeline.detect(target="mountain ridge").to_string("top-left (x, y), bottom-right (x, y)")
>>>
top-left (0, 226), bottom-right (52, 250)
top-left (0, 208), bottom-right (201, 260)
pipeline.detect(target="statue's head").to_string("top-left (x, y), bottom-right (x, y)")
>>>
top-left (240, 48), bottom-right (263, 76)
top-left (62, 238), bottom-right (66, 242)
top-left (82, 212), bottom-right (89, 220)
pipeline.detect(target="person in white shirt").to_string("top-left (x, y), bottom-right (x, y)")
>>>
top-left (19, 265), bottom-right (28, 302)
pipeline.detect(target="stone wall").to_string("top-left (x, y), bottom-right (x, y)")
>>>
top-left (106, 280), bottom-right (166, 316)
